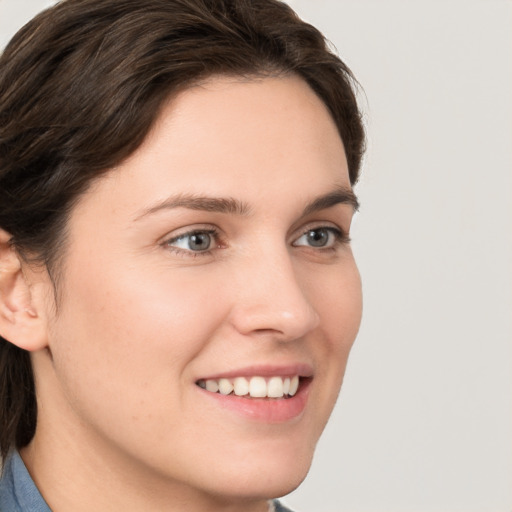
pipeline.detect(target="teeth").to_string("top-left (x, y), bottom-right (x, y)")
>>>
top-left (283, 377), bottom-right (290, 395)
top-left (198, 375), bottom-right (302, 398)
top-left (249, 376), bottom-right (267, 398)
top-left (218, 378), bottom-right (233, 395)
top-left (233, 377), bottom-right (249, 396)
top-left (267, 376), bottom-right (284, 398)
top-left (205, 379), bottom-right (219, 393)
top-left (289, 375), bottom-right (299, 397)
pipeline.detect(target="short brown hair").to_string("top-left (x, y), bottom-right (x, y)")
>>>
top-left (0, 0), bottom-right (365, 460)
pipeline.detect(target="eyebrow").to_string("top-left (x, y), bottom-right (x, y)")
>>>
top-left (302, 186), bottom-right (359, 215)
top-left (135, 186), bottom-right (358, 221)
top-left (135, 194), bottom-right (251, 220)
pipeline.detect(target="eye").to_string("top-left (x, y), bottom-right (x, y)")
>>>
top-left (166, 229), bottom-right (217, 253)
top-left (293, 227), bottom-right (343, 248)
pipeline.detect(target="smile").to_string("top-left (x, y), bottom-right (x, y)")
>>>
top-left (196, 375), bottom-right (300, 399)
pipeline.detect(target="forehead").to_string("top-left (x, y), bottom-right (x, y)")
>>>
top-left (73, 75), bottom-right (350, 222)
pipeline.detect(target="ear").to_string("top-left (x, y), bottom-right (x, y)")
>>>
top-left (0, 229), bottom-right (49, 351)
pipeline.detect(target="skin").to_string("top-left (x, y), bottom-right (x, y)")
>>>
top-left (2, 75), bottom-right (362, 511)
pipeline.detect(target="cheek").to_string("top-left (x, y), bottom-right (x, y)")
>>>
top-left (312, 258), bottom-right (363, 350)
top-left (47, 261), bottom-right (228, 432)
top-left (59, 259), bottom-right (226, 351)
top-left (304, 258), bottom-right (362, 417)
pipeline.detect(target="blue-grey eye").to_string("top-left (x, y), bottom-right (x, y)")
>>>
top-left (293, 228), bottom-right (338, 248)
top-left (168, 231), bottom-right (213, 252)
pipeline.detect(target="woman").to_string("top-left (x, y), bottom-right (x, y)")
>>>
top-left (0, 0), bottom-right (365, 510)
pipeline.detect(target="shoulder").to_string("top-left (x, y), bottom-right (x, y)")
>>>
top-left (0, 451), bottom-right (51, 512)
top-left (0, 452), bottom-right (20, 511)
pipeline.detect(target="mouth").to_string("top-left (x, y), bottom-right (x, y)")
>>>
top-left (194, 369), bottom-right (312, 423)
top-left (196, 375), bottom-right (303, 399)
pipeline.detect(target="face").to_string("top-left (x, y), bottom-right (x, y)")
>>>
top-left (34, 75), bottom-right (362, 503)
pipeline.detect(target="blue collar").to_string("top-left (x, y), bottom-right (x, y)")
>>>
top-left (0, 451), bottom-right (51, 512)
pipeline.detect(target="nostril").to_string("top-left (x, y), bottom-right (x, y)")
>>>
top-left (252, 328), bottom-right (282, 335)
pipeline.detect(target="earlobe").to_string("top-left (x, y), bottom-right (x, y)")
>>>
top-left (0, 229), bottom-right (48, 351)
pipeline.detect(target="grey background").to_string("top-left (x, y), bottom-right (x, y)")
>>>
top-left (1, 1), bottom-right (511, 511)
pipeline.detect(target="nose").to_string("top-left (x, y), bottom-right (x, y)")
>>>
top-left (228, 248), bottom-right (320, 342)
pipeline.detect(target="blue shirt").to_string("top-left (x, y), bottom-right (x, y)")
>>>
top-left (0, 451), bottom-right (51, 511)
top-left (1, 451), bottom-right (295, 512)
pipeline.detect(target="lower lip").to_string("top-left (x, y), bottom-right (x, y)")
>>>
top-left (197, 379), bottom-right (311, 423)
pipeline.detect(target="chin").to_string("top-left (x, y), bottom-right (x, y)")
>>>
top-left (211, 470), bottom-right (309, 503)
top-left (204, 445), bottom-right (314, 501)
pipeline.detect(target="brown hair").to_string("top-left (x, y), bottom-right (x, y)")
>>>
top-left (0, 0), bottom-right (365, 460)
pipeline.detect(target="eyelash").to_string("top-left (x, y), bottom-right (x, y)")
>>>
top-left (163, 228), bottom-right (222, 258)
top-left (163, 225), bottom-right (350, 258)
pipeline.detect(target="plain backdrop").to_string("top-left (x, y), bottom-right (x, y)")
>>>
top-left (1, 1), bottom-right (511, 511)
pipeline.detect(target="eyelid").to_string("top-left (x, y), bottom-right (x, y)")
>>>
top-left (292, 227), bottom-right (349, 250)
top-left (291, 221), bottom-right (350, 243)
top-left (161, 225), bottom-right (224, 257)
top-left (161, 223), bottom-right (220, 243)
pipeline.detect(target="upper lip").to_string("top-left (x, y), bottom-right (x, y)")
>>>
top-left (196, 363), bottom-right (314, 381)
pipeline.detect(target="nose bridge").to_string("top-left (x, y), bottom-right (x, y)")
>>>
top-left (230, 242), bottom-right (320, 340)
